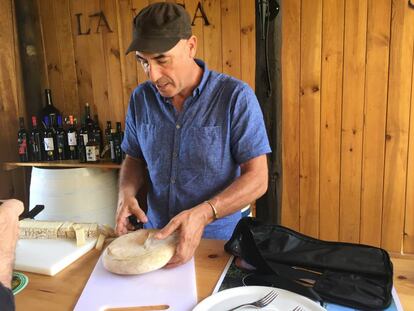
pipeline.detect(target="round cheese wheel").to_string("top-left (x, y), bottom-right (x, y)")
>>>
top-left (102, 229), bottom-right (177, 275)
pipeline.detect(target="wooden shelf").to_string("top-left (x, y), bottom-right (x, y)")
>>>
top-left (2, 160), bottom-right (121, 171)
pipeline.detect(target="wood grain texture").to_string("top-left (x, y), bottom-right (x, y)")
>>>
top-left (240, 0), bottom-right (255, 90)
top-left (203, 0), bottom-right (222, 74)
top-left (0, 0), bottom-right (26, 200)
top-left (299, 0), bottom-right (322, 238)
top-left (185, 0), bottom-right (204, 60)
top-left (117, 0), bottom-right (139, 114)
top-left (382, 0), bottom-right (414, 252)
top-left (360, 0), bottom-right (390, 247)
top-left (220, 0), bottom-right (240, 77)
top-left (405, 52), bottom-right (414, 253)
top-left (281, 0), bottom-right (300, 230)
top-left (53, 0), bottom-right (80, 117)
top-left (339, 0), bottom-right (367, 243)
top-left (132, 0), bottom-right (149, 85)
top-left (319, 0), bottom-right (344, 241)
top-left (102, 0), bottom-right (125, 127)
top-left (70, 0), bottom-right (94, 117)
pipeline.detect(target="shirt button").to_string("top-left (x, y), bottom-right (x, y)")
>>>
top-left (172, 152), bottom-right (177, 158)
top-left (176, 124), bottom-right (181, 129)
top-left (171, 178), bottom-right (176, 184)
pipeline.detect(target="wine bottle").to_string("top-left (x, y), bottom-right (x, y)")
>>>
top-left (109, 128), bottom-right (116, 162)
top-left (78, 119), bottom-right (88, 163)
top-left (93, 114), bottom-right (103, 154)
top-left (29, 116), bottom-right (43, 161)
top-left (114, 122), bottom-right (124, 164)
top-left (67, 115), bottom-right (78, 160)
top-left (41, 89), bottom-right (61, 128)
top-left (101, 121), bottom-right (112, 159)
top-left (17, 117), bottom-right (30, 162)
top-left (84, 103), bottom-right (94, 139)
top-left (43, 116), bottom-right (56, 161)
top-left (56, 115), bottom-right (67, 160)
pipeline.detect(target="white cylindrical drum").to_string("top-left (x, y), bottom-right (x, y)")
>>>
top-left (30, 167), bottom-right (118, 226)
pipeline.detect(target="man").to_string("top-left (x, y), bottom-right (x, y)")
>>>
top-left (0, 199), bottom-right (24, 311)
top-left (116, 2), bottom-right (271, 268)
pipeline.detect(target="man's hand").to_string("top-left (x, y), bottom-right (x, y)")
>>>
top-left (115, 196), bottom-right (148, 235)
top-left (154, 202), bottom-right (212, 268)
top-left (0, 199), bottom-right (24, 289)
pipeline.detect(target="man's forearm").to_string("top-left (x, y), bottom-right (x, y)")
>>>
top-left (205, 155), bottom-right (268, 221)
top-left (118, 155), bottom-right (146, 198)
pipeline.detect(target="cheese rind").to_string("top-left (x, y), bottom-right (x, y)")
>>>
top-left (19, 220), bottom-right (100, 241)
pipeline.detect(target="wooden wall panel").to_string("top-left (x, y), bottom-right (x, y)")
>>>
top-left (281, 0), bottom-right (414, 254)
top-left (35, 0), bottom-right (253, 129)
top-left (281, 0), bottom-right (300, 230)
top-left (339, 0), bottom-right (367, 243)
top-left (240, 0), bottom-right (255, 90)
top-left (299, 0), bottom-right (322, 238)
top-left (70, 0), bottom-right (93, 119)
top-left (382, 0), bottom-right (414, 252)
top-left (221, 0), bottom-right (240, 78)
top-left (360, 0), bottom-right (390, 247)
top-left (203, 0), bottom-right (222, 77)
top-left (186, 0), bottom-right (204, 60)
top-left (405, 53), bottom-right (414, 253)
top-left (0, 0), bottom-right (26, 201)
top-left (117, 0), bottom-right (139, 113)
top-left (319, 0), bottom-right (344, 241)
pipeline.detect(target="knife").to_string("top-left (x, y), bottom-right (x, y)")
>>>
top-left (104, 305), bottom-right (169, 311)
top-left (19, 204), bottom-right (45, 221)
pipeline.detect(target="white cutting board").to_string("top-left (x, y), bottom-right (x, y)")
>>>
top-left (74, 255), bottom-right (197, 311)
top-left (15, 239), bottom-right (97, 276)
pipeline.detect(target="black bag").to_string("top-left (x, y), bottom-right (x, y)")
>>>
top-left (224, 217), bottom-right (393, 310)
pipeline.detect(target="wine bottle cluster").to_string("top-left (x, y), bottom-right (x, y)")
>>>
top-left (17, 89), bottom-right (125, 164)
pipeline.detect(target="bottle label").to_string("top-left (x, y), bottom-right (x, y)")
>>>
top-left (82, 133), bottom-right (88, 145)
top-left (44, 137), bottom-right (54, 151)
top-left (68, 132), bottom-right (77, 146)
top-left (110, 141), bottom-right (115, 159)
top-left (18, 138), bottom-right (27, 155)
top-left (86, 145), bottom-right (97, 161)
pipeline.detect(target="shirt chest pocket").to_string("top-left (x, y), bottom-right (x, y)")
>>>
top-left (180, 126), bottom-right (223, 175)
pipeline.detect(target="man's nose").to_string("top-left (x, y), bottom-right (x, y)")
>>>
top-left (148, 63), bottom-right (162, 82)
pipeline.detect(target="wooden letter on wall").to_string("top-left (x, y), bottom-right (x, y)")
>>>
top-left (75, 13), bottom-right (91, 35)
top-left (191, 2), bottom-right (210, 26)
top-left (75, 11), bottom-right (113, 35)
top-left (89, 11), bottom-right (113, 33)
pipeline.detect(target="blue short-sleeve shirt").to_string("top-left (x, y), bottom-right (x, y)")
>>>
top-left (122, 59), bottom-right (271, 240)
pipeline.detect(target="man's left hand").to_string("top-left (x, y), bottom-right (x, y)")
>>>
top-left (154, 202), bottom-right (212, 268)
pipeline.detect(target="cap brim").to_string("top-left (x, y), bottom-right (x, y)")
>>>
top-left (125, 37), bottom-right (182, 55)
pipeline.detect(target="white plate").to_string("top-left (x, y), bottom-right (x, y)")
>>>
top-left (193, 286), bottom-right (326, 311)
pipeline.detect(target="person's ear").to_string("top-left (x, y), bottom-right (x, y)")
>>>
top-left (187, 35), bottom-right (197, 58)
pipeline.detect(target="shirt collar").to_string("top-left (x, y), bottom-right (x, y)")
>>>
top-left (193, 59), bottom-right (209, 97)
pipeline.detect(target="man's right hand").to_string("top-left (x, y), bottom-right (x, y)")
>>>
top-left (115, 196), bottom-right (148, 235)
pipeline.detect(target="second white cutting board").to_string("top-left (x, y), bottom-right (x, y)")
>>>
top-left (74, 255), bottom-right (197, 311)
top-left (15, 239), bottom-right (97, 276)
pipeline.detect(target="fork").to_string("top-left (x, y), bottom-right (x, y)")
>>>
top-left (227, 290), bottom-right (278, 310)
top-left (292, 307), bottom-right (304, 311)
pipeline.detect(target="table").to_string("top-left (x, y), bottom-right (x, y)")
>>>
top-left (15, 240), bottom-right (414, 311)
